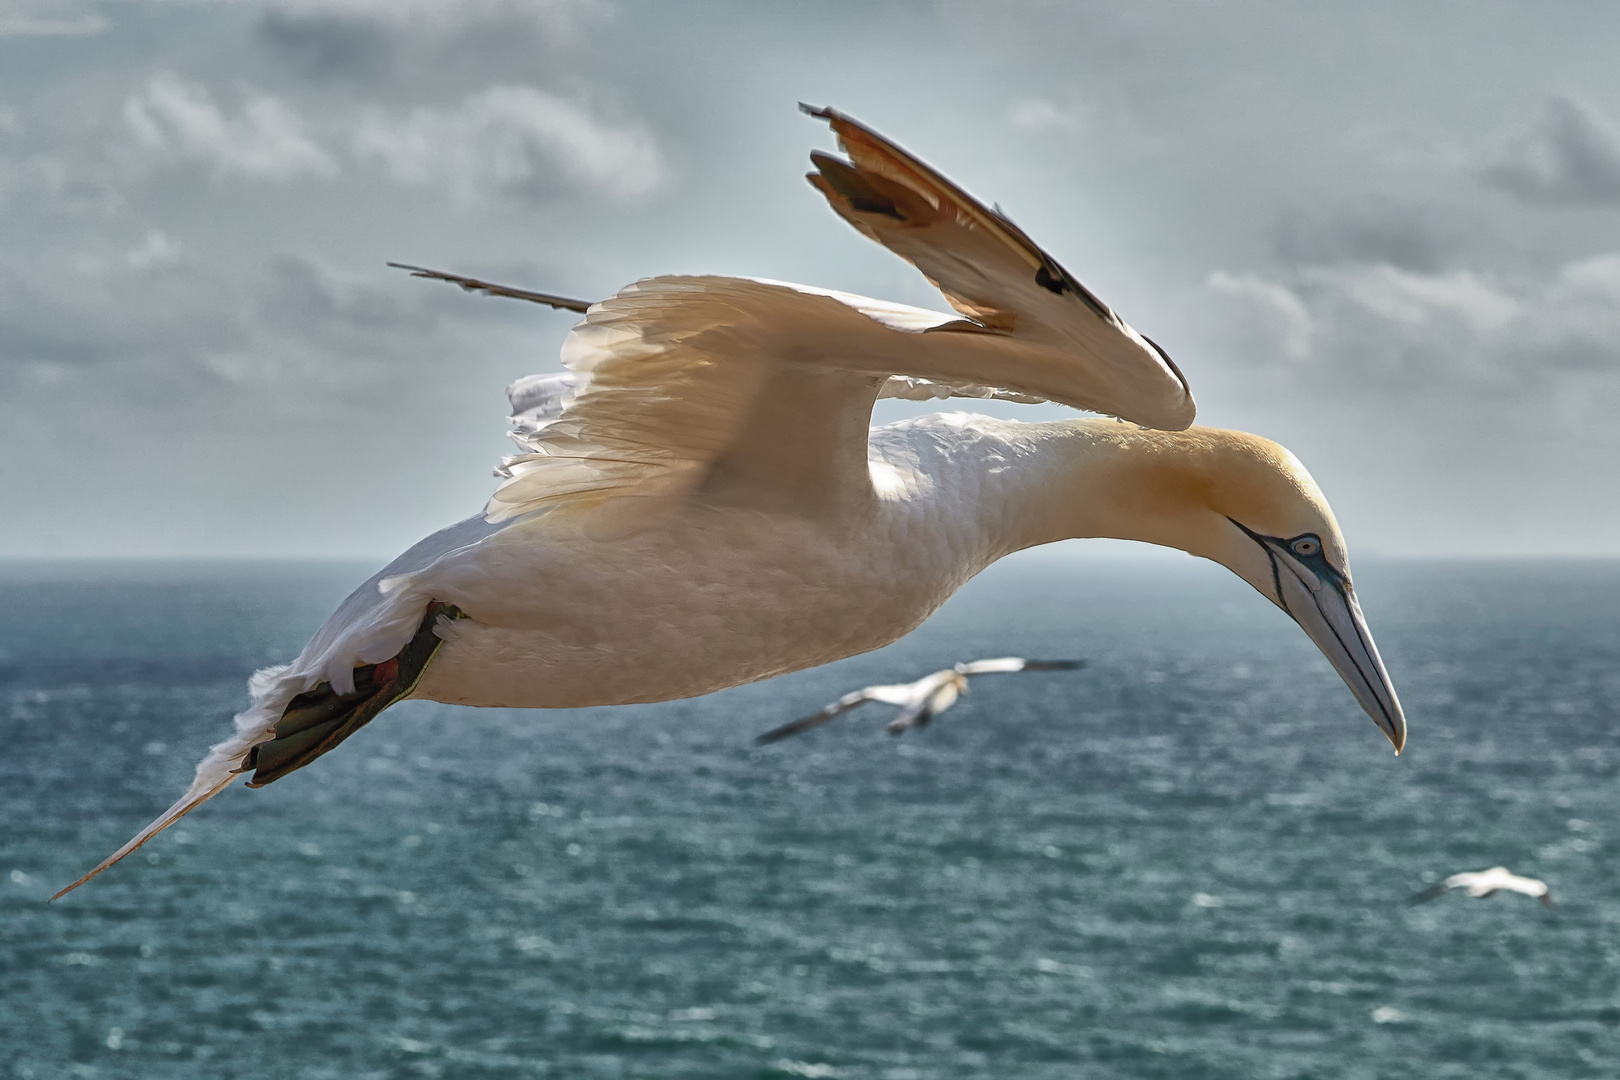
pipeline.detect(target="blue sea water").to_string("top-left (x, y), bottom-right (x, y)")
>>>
top-left (1, 553), bottom-right (1618, 1079)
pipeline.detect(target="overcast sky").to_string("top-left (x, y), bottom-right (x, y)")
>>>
top-left (4, 0), bottom-right (1620, 559)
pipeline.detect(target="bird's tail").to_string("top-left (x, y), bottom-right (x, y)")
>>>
top-left (51, 601), bottom-right (461, 900)
top-left (50, 662), bottom-right (305, 900)
top-left (241, 602), bottom-right (458, 786)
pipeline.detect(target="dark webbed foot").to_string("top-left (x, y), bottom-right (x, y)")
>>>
top-left (243, 601), bottom-right (463, 787)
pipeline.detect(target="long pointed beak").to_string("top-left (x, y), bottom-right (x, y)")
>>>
top-left (1276, 568), bottom-right (1406, 753)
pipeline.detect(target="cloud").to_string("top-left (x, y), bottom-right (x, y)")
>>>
top-left (123, 73), bottom-right (338, 182)
top-left (0, 240), bottom-right (515, 413)
top-left (1483, 95), bottom-right (1620, 204)
top-left (1008, 98), bottom-right (1082, 133)
top-left (1205, 258), bottom-right (1620, 390)
top-left (1206, 271), bottom-right (1312, 362)
top-left (1310, 264), bottom-right (1517, 336)
top-left (0, 11), bottom-right (108, 37)
top-left (353, 86), bottom-right (665, 203)
top-left (1273, 198), bottom-right (1467, 272)
top-left (263, 0), bottom-right (598, 30)
top-left (255, 0), bottom-right (604, 83)
top-left (124, 228), bottom-right (182, 270)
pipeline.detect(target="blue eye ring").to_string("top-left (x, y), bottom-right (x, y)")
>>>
top-left (1290, 536), bottom-right (1321, 557)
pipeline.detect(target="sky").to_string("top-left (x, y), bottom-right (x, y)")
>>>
top-left (3, 0), bottom-right (1620, 559)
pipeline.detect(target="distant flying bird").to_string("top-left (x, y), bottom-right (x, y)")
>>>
top-left (1408, 867), bottom-right (1554, 908)
top-left (55, 105), bottom-right (1405, 899)
top-left (756, 657), bottom-right (1084, 743)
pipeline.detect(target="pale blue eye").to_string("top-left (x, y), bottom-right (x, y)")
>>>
top-left (1291, 537), bottom-right (1320, 557)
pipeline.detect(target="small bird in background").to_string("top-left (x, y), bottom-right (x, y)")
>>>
top-left (756, 658), bottom-right (1084, 743)
top-left (1408, 867), bottom-right (1554, 908)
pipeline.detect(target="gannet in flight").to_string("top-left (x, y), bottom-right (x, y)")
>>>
top-left (756, 657), bottom-right (1084, 743)
top-left (55, 105), bottom-right (1406, 898)
top-left (1408, 868), bottom-right (1554, 908)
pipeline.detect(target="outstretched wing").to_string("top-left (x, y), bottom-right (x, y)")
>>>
top-left (486, 271), bottom-right (1198, 523)
top-left (956, 657), bottom-right (1085, 676)
top-left (755, 675), bottom-right (934, 744)
top-left (409, 106), bottom-right (1194, 523)
top-left (803, 105), bottom-right (1193, 430)
top-left (387, 263), bottom-right (592, 313)
top-left (755, 686), bottom-right (888, 744)
top-left (1406, 882), bottom-right (1453, 905)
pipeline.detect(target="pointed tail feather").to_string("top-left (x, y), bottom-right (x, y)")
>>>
top-left (50, 771), bottom-right (241, 901)
top-left (52, 602), bottom-right (461, 899)
top-left (49, 665), bottom-right (297, 900)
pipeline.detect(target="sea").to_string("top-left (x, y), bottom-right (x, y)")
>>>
top-left (1, 553), bottom-right (1617, 1079)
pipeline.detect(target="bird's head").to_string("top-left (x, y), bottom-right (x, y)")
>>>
top-left (1093, 425), bottom-right (1406, 753)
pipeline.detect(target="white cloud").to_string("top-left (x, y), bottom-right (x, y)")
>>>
top-left (256, 0), bottom-right (604, 81)
top-left (125, 229), bottom-right (182, 270)
top-left (1207, 257), bottom-right (1620, 387)
top-left (0, 12), bottom-right (108, 37)
top-left (1483, 95), bottom-right (1620, 204)
top-left (123, 73), bottom-right (338, 182)
top-left (1206, 271), bottom-right (1313, 362)
top-left (1008, 98), bottom-right (1082, 133)
top-left (1308, 264), bottom-right (1518, 335)
top-left (1559, 252), bottom-right (1620, 298)
top-left (266, 0), bottom-right (599, 32)
top-left (354, 85), bottom-right (665, 203)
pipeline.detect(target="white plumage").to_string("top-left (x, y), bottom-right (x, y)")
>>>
top-left (1409, 867), bottom-right (1555, 908)
top-left (57, 106), bottom-right (1405, 898)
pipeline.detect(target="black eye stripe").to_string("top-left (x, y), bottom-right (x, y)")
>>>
top-left (1226, 519), bottom-right (1347, 588)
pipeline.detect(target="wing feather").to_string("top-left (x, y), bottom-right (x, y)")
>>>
top-left (803, 105), bottom-right (1192, 430)
top-left (755, 687), bottom-right (883, 744)
top-left (403, 107), bottom-right (1198, 523)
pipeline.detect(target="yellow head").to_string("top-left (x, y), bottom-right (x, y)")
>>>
top-left (1082, 424), bottom-right (1405, 752)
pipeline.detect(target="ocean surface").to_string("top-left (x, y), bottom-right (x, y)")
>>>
top-left (2, 554), bottom-right (1617, 1079)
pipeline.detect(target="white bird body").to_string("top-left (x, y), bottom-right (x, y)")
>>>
top-left (1410, 867), bottom-right (1554, 907)
top-left (332, 407), bottom-right (1303, 711)
top-left (408, 414), bottom-right (1088, 710)
top-left (57, 106), bottom-right (1407, 898)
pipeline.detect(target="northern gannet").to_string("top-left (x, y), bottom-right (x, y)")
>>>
top-left (55, 106), bottom-right (1406, 898)
top-left (755, 657), bottom-right (1084, 743)
top-left (1408, 868), bottom-right (1555, 908)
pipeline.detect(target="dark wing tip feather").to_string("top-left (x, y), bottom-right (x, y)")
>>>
top-left (1407, 884), bottom-right (1449, 906)
top-left (800, 105), bottom-right (1120, 322)
top-left (387, 262), bottom-right (593, 314)
top-left (1022, 659), bottom-right (1086, 671)
top-left (754, 720), bottom-right (807, 745)
top-left (754, 706), bottom-right (844, 745)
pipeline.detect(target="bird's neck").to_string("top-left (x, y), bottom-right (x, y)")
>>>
top-left (973, 418), bottom-right (1241, 566)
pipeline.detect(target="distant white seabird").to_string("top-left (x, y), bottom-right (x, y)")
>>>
top-left (1408, 867), bottom-right (1554, 908)
top-left (56, 105), bottom-right (1406, 899)
top-left (755, 657), bottom-right (1084, 743)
